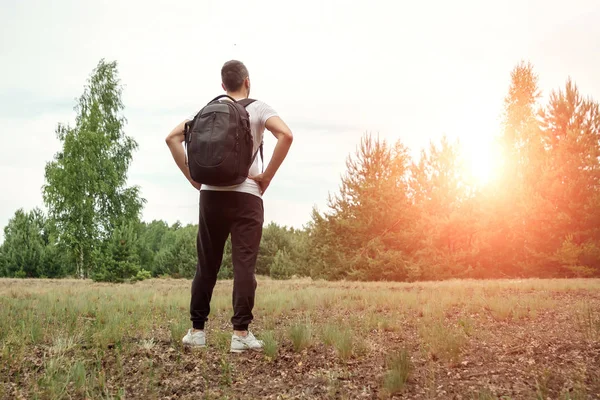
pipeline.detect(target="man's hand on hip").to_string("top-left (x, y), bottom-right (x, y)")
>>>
top-left (249, 173), bottom-right (272, 194)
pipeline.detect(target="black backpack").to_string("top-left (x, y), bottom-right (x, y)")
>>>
top-left (184, 95), bottom-right (262, 186)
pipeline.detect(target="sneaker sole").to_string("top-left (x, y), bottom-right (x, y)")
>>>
top-left (230, 347), bottom-right (263, 353)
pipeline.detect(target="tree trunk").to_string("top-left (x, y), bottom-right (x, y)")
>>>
top-left (76, 245), bottom-right (84, 279)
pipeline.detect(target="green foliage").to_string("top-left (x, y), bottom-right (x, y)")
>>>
top-left (137, 220), bottom-right (171, 272)
top-left (269, 249), bottom-right (294, 279)
top-left (383, 349), bottom-right (412, 394)
top-left (152, 224), bottom-right (197, 278)
top-left (257, 223), bottom-right (309, 278)
top-left (218, 238), bottom-right (234, 279)
top-left (0, 208), bottom-right (67, 278)
top-left (43, 59), bottom-right (144, 278)
top-left (92, 222), bottom-right (141, 283)
top-left (261, 331), bottom-right (278, 360)
top-left (0, 209), bottom-right (46, 277)
top-left (132, 269), bottom-right (152, 282)
top-left (289, 323), bottom-right (312, 352)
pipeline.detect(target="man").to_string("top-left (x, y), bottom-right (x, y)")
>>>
top-left (165, 60), bottom-right (293, 352)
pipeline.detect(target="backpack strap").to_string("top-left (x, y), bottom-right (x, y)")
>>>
top-left (237, 98), bottom-right (263, 173)
top-left (259, 142), bottom-right (264, 174)
top-left (208, 94), bottom-right (237, 104)
top-left (237, 98), bottom-right (256, 107)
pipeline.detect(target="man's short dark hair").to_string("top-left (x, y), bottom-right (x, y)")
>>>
top-left (221, 60), bottom-right (249, 92)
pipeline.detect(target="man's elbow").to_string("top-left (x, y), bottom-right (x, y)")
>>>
top-left (165, 134), bottom-right (176, 146)
top-left (283, 129), bottom-right (293, 145)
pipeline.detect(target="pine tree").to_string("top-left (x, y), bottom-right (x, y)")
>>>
top-left (309, 134), bottom-right (416, 280)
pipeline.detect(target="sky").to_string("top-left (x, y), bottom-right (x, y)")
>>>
top-left (1, 0), bottom-right (600, 242)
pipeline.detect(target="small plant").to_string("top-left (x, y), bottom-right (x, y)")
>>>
top-left (289, 323), bottom-right (312, 352)
top-left (383, 349), bottom-right (412, 394)
top-left (472, 388), bottom-right (495, 400)
top-left (261, 331), bottom-right (278, 360)
top-left (213, 331), bottom-right (231, 353)
top-left (140, 338), bottom-right (156, 351)
top-left (534, 369), bottom-right (551, 400)
top-left (169, 320), bottom-right (188, 349)
top-left (132, 269), bottom-right (152, 282)
top-left (50, 334), bottom-right (77, 356)
top-left (577, 301), bottom-right (600, 341)
top-left (220, 358), bottom-right (233, 387)
top-left (321, 324), bottom-right (337, 346)
top-left (69, 361), bottom-right (87, 392)
top-left (559, 388), bottom-right (586, 400)
top-left (321, 323), bottom-right (361, 359)
top-left (419, 319), bottom-right (465, 364)
top-left (353, 336), bottom-right (369, 357)
top-left (458, 317), bottom-right (474, 336)
top-left (332, 328), bottom-right (353, 361)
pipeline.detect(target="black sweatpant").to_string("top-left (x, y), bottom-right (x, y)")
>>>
top-left (190, 190), bottom-right (263, 331)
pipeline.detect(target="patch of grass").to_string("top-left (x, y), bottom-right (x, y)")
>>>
top-left (169, 320), bottom-right (188, 350)
top-left (534, 369), bottom-right (551, 400)
top-left (213, 331), bottom-right (232, 353)
top-left (419, 318), bottom-right (466, 364)
top-left (320, 325), bottom-right (354, 360)
top-left (472, 388), bottom-right (495, 400)
top-left (263, 315), bottom-right (277, 331)
top-left (577, 301), bottom-right (600, 341)
top-left (219, 358), bottom-right (233, 387)
top-left (458, 316), bottom-right (474, 336)
top-left (50, 334), bottom-right (78, 356)
top-left (333, 329), bottom-right (353, 360)
top-left (383, 349), bottom-right (412, 395)
top-left (69, 361), bottom-right (87, 393)
top-left (321, 324), bottom-right (338, 346)
top-left (560, 388), bottom-right (586, 400)
top-left (289, 322), bottom-right (312, 352)
top-left (140, 338), bottom-right (156, 351)
top-left (261, 331), bottom-right (278, 360)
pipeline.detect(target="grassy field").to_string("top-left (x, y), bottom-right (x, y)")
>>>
top-left (1, 278), bottom-right (599, 399)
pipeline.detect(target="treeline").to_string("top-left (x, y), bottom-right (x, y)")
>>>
top-left (307, 62), bottom-right (600, 280)
top-left (1, 60), bottom-right (599, 281)
top-left (0, 214), bottom-right (307, 280)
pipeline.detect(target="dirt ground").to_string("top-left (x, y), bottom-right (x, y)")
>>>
top-left (1, 278), bottom-right (599, 399)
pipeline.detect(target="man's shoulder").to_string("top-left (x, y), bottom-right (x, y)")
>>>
top-left (247, 99), bottom-right (269, 108)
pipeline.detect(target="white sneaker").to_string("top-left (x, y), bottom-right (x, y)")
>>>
top-left (230, 331), bottom-right (264, 353)
top-left (182, 329), bottom-right (206, 347)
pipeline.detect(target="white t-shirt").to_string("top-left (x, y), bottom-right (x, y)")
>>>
top-left (187, 98), bottom-right (278, 198)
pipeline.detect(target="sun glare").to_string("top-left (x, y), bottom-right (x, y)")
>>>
top-left (459, 137), bottom-right (503, 186)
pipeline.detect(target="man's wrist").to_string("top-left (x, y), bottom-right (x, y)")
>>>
top-left (263, 171), bottom-right (274, 181)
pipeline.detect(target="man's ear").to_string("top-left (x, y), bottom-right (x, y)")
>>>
top-left (222, 83), bottom-right (226, 91)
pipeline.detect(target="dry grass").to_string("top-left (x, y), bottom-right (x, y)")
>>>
top-left (1, 277), bottom-right (599, 399)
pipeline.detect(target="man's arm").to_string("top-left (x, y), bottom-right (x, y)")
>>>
top-left (249, 116), bottom-right (293, 194)
top-left (165, 120), bottom-right (201, 190)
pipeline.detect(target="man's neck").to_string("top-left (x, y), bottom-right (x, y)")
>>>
top-left (227, 91), bottom-right (248, 100)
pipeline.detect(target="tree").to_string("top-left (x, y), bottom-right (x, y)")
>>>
top-left (137, 220), bottom-right (171, 273)
top-left (0, 208), bottom-right (47, 277)
top-left (535, 79), bottom-right (600, 274)
top-left (309, 134), bottom-right (417, 280)
top-left (92, 221), bottom-right (142, 282)
top-left (153, 224), bottom-right (197, 278)
top-left (409, 137), bottom-right (479, 279)
top-left (43, 59), bottom-right (144, 278)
